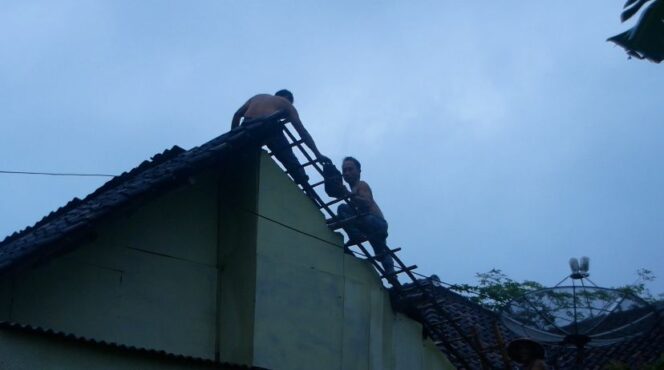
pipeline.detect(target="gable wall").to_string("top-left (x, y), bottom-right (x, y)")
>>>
top-left (216, 151), bottom-right (261, 365)
top-left (0, 148), bottom-right (455, 370)
top-left (251, 152), bottom-right (454, 370)
top-left (0, 168), bottom-right (229, 360)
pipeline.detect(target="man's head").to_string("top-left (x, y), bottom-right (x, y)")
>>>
top-left (275, 89), bottom-right (294, 103)
top-left (342, 156), bottom-right (361, 185)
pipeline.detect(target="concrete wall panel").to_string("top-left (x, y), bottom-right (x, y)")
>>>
top-left (393, 315), bottom-right (424, 370)
top-left (253, 152), bottom-right (454, 370)
top-left (217, 152), bottom-right (261, 365)
top-left (342, 277), bottom-right (371, 370)
top-left (253, 252), bottom-right (344, 370)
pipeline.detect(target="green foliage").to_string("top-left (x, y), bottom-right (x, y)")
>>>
top-left (607, 0), bottom-right (664, 63)
top-left (616, 268), bottom-right (662, 302)
top-left (644, 354), bottom-right (664, 370)
top-left (448, 269), bottom-right (544, 311)
top-left (449, 268), bottom-right (660, 312)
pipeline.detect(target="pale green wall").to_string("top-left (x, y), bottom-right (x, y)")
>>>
top-left (0, 149), bottom-right (455, 370)
top-left (0, 170), bottom-right (223, 360)
top-left (217, 151), bottom-right (261, 365)
top-left (252, 152), bottom-right (454, 370)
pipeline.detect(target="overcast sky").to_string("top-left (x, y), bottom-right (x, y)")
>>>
top-left (2, 1), bottom-right (663, 295)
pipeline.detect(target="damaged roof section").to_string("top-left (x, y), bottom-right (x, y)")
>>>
top-left (393, 279), bottom-right (516, 369)
top-left (394, 279), bottom-right (664, 370)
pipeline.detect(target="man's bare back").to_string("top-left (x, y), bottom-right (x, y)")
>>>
top-left (231, 91), bottom-right (323, 159)
top-left (232, 94), bottom-right (294, 124)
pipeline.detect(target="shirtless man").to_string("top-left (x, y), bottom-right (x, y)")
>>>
top-left (231, 90), bottom-right (325, 186)
top-left (337, 157), bottom-right (395, 279)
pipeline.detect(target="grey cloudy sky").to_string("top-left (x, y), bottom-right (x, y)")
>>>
top-left (2, 1), bottom-right (663, 294)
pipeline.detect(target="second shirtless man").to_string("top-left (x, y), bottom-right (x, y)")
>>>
top-left (337, 156), bottom-right (396, 280)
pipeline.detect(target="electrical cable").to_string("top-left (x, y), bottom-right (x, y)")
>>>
top-left (2, 165), bottom-right (470, 292)
top-left (231, 200), bottom-right (474, 293)
top-left (0, 170), bottom-right (115, 178)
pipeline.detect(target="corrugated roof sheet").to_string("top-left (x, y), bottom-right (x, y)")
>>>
top-left (0, 321), bottom-right (268, 369)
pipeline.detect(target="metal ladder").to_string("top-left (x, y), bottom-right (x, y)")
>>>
top-left (263, 119), bottom-right (501, 370)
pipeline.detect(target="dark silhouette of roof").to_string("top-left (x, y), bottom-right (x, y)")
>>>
top-left (0, 120), bottom-right (283, 275)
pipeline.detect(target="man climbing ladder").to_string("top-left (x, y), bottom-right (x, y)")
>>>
top-left (229, 92), bottom-right (500, 368)
top-left (231, 89), bottom-right (327, 189)
top-left (332, 156), bottom-right (396, 280)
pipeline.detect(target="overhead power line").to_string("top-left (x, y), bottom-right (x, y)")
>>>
top-left (0, 170), bottom-right (115, 178)
top-left (235, 202), bottom-right (457, 288)
top-left (2, 168), bottom-right (462, 291)
top-left (1, 164), bottom-right (452, 287)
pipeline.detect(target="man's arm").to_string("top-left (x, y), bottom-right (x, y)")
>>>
top-left (231, 100), bottom-right (250, 129)
top-left (287, 106), bottom-right (324, 159)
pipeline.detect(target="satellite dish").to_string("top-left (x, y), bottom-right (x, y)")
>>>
top-left (501, 257), bottom-right (659, 367)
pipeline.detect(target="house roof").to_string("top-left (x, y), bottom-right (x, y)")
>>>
top-left (394, 278), bottom-right (664, 370)
top-left (0, 119), bottom-right (284, 275)
top-left (5, 120), bottom-right (663, 370)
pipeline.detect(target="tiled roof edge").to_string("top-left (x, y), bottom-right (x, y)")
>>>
top-left (0, 119), bottom-right (285, 273)
top-left (0, 145), bottom-right (185, 246)
top-left (396, 279), bottom-right (501, 317)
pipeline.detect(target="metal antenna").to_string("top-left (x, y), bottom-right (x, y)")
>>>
top-left (569, 256), bottom-right (589, 280)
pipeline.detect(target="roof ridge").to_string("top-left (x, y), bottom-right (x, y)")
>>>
top-left (92, 145), bottom-right (185, 195)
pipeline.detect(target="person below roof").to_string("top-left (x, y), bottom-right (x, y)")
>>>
top-left (231, 89), bottom-right (326, 188)
top-left (336, 157), bottom-right (395, 280)
top-left (507, 339), bottom-right (549, 370)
